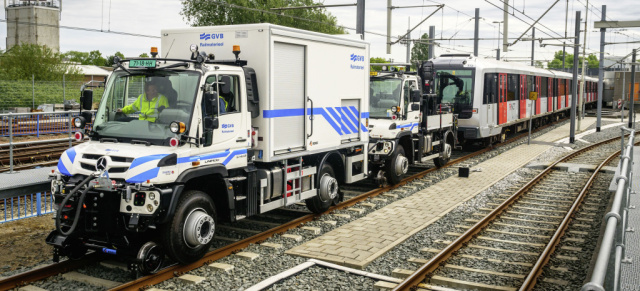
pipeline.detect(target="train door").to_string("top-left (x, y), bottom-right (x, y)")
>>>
top-left (498, 73), bottom-right (507, 125)
top-left (558, 79), bottom-right (563, 110)
top-left (548, 77), bottom-right (553, 112)
top-left (565, 80), bottom-right (570, 108)
top-left (536, 76), bottom-right (541, 115)
top-left (519, 75), bottom-right (527, 119)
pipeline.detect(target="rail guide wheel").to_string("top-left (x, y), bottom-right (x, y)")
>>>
top-left (137, 241), bottom-right (164, 274)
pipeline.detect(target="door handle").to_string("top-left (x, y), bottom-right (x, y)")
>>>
top-left (236, 138), bottom-right (247, 143)
top-left (307, 96), bottom-right (314, 138)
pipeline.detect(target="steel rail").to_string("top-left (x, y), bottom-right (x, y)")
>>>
top-left (392, 134), bottom-right (631, 290)
top-left (0, 253), bottom-right (102, 290)
top-left (520, 145), bottom-right (626, 290)
top-left (0, 117), bottom-right (569, 290)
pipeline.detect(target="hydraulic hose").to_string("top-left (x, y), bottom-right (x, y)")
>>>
top-left (55, 174), bottom-right (94, 236)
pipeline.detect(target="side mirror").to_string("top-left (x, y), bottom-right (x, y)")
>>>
top-left (81, 90), bottom-right (93, 111)
top-left (411, 89), bottom-right (421, 102)
top-left (204, 117), bottom-right (219, 130)
top-left (419, 61), bottom-right (434, 82)
top-left (204, 92), bottom-right (219, 115)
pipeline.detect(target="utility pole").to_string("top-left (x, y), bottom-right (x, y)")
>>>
top-left (570, 11), bottom-right (581, 144)
top-left (493, 21), bottom-right (503, 60)
top-left (531, 27), bottom-right (535, 66)
top-left (630, 49), bottom-right (636, 129)
top-left (406, 21), bottom-right (411, 64)
top-left (563, 0), bottom-right (568, 70)
top-left (429, 26), bottom-right (435, 59)
top-left (474, 8), bottom-right (480, 57)
top-left (503, 0), bottom-right (508, 53)
top-left (596, 5), bottom-right (605, 132)
top-left (387, 0), bottom-right (392, 54)
top-left (356, 0), bottom-right (365, 39)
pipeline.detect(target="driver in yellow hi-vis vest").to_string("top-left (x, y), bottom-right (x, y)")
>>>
top-left (118, 82), bottom-right (169, 122)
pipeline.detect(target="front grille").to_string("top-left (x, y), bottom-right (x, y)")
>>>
top-left (83, 154), bottom-right (134, 163)
top-left (81, 163), bottom-right (129, 173)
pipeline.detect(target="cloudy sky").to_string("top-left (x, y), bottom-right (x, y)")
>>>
top-left (1, 0), bottom-right (639, 66)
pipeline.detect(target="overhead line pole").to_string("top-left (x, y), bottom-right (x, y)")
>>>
top-left (429, 26), bottom-right (435, 59)
top-left (597, 5), bottom-right (606, 132)
top-left (531, 27), bottom-right (535, 66)
top-left (570, 11), bottom-right (581, 144)
top-left (474, 8), bottom-right (480, 57)
top-left (387, 0), bottom-right (392, 53)
top-left (503, 0), bottom-right (508, 53)
top-left (578, 0), bottom-right (590, 132)
top-left (630, 49), bottom-right (637, 129)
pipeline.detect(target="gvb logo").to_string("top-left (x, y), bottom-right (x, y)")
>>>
top-left (350, 54), bottom-right (365, 62)
top-left (199, 33), bottom-right (224, 40)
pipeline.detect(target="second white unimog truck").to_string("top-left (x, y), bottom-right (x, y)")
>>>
top-left (367, 62), bottom-right (456, 185)
top-left (46, 24), bottom-right (370, 273)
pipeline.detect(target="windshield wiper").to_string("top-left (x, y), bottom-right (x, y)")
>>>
top-left (131, 139), bottom-right (151, 146)
top-left (100, 138), bottom-right (119, 143)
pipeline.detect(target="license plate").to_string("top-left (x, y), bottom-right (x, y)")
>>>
top-left (129, 59), bottom-right (156, 68)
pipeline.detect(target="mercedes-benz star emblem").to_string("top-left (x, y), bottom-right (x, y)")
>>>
top-left (96, 156), bottom-right (109, 171)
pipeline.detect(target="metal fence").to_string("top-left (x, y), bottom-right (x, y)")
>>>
top-left (0, 78), bottom-right (105, 111)
top-left (1, 192), bottom-right (55, 223)
top-left (1, 110), bottom-right (95, 137)
top-left (582, 128), bottom-right (635, 291)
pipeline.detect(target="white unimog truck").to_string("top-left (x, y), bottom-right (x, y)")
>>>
top-left (367, 62), bottom-right (456, 185)
top-left (46, 24), bottom-right (370, 273)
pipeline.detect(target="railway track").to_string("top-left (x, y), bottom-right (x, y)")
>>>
top-left (0, 118), bottom-right (577, 290)
top-left (392, 134), bottom-right (631, 290)
top-left (0, 140), bottom-right (77, 173)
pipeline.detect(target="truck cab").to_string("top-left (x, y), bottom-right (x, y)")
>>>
top-left (367, 63), bottom-right (456, 185)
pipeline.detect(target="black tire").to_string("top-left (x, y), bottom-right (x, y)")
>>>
top-left (306, 164), bottom-right (338, 214)
top-left (385, 145), bottom-right (407, 185)
top-left (434, 140), bottom-right (452, 168)
top-left (161, 190), bottom-right (217, 264)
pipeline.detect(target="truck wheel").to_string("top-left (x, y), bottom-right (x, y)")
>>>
top-left (434, 141), bottom-right (452, 168)
top-left (385, 145), bottom-right (408, 185)
top-left (306, 164), bottom-right (338, 214)
top-left (162, 190), bottom-right (216, 264)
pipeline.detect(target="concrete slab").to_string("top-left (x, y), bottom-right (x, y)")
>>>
top-left (286, 118), bottom-right (598, 269)
top-left (62, 271), bottom-right (121, 289)
top-left (18, 285), bottom-right (48, 291)
top-left (177, 274), bottom-right (205, 284)
top-left (260, 242), bottom-right (283, 249)
top-left (235, 252), bottom-right (260, 261)
top-left (208, 262), bottom-right (234, 272)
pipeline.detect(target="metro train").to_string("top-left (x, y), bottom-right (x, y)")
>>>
top-left (428, 55), bottom-right (599, 145)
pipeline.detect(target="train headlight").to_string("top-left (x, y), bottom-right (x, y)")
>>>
top-left (147, 204), bottom-right (154, 212)
top-left (148, 192), bottom-right (155, 200)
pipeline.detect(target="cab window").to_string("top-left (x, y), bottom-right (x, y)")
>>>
top-left (205, 74), bottom-right (241, 114)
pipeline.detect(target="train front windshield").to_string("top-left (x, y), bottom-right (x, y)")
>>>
top-left (434, 69), bottom-right (474, 115)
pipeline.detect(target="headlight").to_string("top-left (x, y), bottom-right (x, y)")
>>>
top-left (73, 116), bottom-right (85, 128)
top-left (169, 121), bottom-right (186, 134)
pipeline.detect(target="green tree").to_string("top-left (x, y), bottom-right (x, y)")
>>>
top-left (139, 53), bottom-right (150, 58)
top-left (370, 57), bottom-right (388, 71)
top-left (62, 50), bottom-right (106, 66)
top-left (410, 33), bottom-right (430, 65)
top-left (0, 44), bottom-right (82, 81)
top-left (181, 0), bottom-right (345, 34)
top-left (547, 50), bottom-right (599, 69)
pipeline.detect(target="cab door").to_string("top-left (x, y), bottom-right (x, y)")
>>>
top-left (547, 77), bottom-right (553, 112)
top-left (204, 73), bottom-right (249, 169)
top-left (498, 73), bottom-right (507, 125)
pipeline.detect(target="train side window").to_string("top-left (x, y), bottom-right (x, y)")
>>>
top-left (507, 74), bottom-right (518, 101)
top-left (484, 73), bottom-right (498, 104)
top-left (541, 77), bottom-right (548, 98)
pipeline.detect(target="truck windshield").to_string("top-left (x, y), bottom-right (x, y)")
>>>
top-left (370, 77), bottom-right (402, 118)
top-left (92, 70), bottom-right (200, 145)
top-left (435, 69), bottom-right (474, 106)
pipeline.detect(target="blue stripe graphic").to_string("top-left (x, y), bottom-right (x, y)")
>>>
top-left (57, 159), bottom-right (70, 176)
top-left (130, 154), bottom-right (169, 169)
top-left (126, 167), bottom-right (160, 183)
top-left (222, 149), bottom-right (248, 165)
top-left (348, 106), bottom-right (369, 133)
top-left (263, 107), bottom-right (370, 136)
top-left (325, 107), bottom-right (350, 134)
top-left (177, 150), bottom-right (230, 164)
top-left (339, 107), bottom-right (358, 133)
top-left (66, 148), bottom-right (77, 163)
